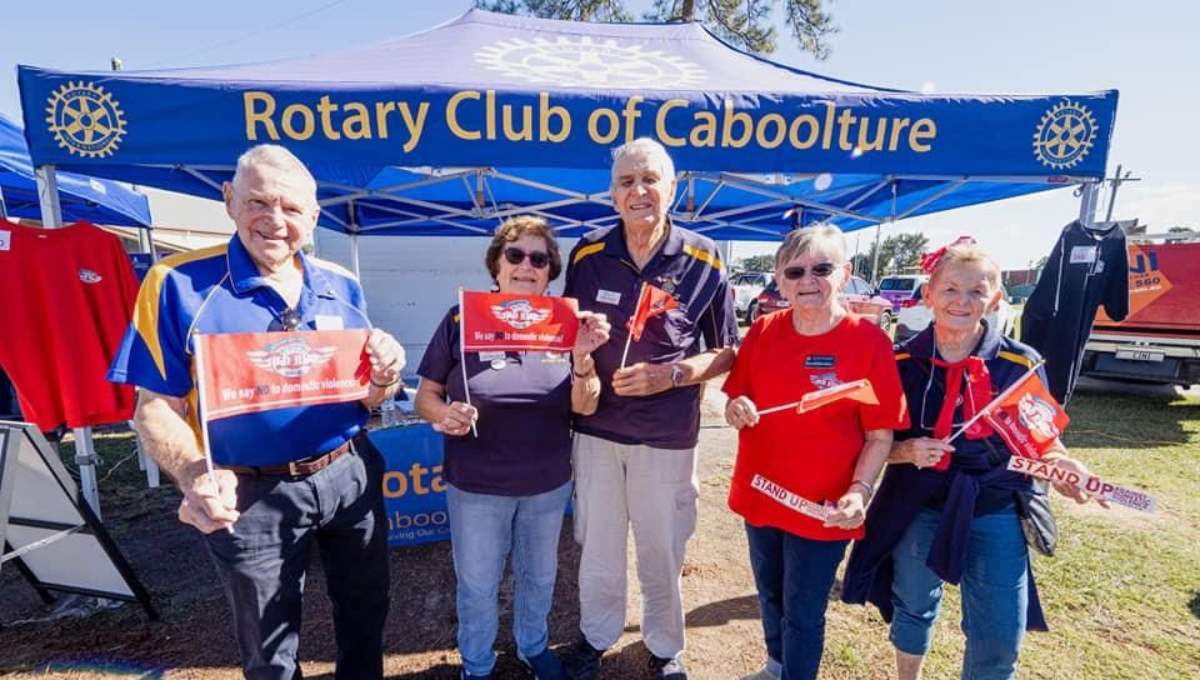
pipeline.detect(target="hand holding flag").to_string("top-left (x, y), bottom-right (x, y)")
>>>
top-left (620, 282), bottom-right (678, 368)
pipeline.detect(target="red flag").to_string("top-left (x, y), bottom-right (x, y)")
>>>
top-left (795, 379), bottom-right (879, 413)
top-left (982, 371), bottom-right (1069, 460)
top-left (460, 291), bottom-right (579, 352)
top-left (628, 284), bottom-right (678, 341)
top-left (194, 329), bottom-right (371, 421)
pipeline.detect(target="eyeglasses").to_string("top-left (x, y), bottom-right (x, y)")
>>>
top-left (503, 247), bottom-right (551, 269)
top-left (782, 262), bottom-right (838, 280)
top-left (269, 308), bottom-right (303, 332)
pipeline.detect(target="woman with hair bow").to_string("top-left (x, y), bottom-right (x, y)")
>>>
top-left (841, 237), bottom-right (1106, 680)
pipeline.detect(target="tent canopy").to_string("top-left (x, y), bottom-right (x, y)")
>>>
top-left (0, 112), bottom-right (150, 227)
top-left (17, 9), bottom-right (1116, 239)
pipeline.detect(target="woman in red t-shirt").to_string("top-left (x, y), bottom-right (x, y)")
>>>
top-left (723, 226), bottom-right (909, 680)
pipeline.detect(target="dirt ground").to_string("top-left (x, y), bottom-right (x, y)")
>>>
top-left (0, 387), bottom-right (885, 680)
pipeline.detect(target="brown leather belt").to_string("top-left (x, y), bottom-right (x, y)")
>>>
top-left (222, 435), bottom-right (359, 477)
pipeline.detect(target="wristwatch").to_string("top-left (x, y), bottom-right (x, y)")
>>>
top-left (670, 363), bottom-right (685, 388)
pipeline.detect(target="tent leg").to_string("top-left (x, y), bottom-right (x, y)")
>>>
top-left (72, 427), bottom-right (101, 519)
top-left (351, 231), bottom-right (361, 279)
top-left (1077, 181), bottom-right (1100, 227)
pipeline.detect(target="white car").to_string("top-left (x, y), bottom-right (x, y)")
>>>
top-left (894, 289), bottom-right (1016, 342)
top-left (730, 271), bottom-right (773, 323)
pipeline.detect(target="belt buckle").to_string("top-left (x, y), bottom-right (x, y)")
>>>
top-left (287, 460), bottom-right (302, 476)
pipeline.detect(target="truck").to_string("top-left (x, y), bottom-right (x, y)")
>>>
top-left (1082, 240), bottom-right (1200, 385)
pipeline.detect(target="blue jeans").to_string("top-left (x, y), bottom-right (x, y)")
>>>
top-left (446, 481), bottom-right (573, 676)
top-left (203, 439), bottom-right (389, 680)
top-left (745, 522), bottom-right (849, 680)
top-left (890, 508), bottom-right (1029, 680)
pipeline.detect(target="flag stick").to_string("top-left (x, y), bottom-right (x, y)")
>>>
top-left (457, 288), bottom-right (479, 438)
top-left (945, 362), bottom-right (1044, 443)
top-left (758, 400), bottom-right (801, 415)
top-left (192, 336), bottom-right (235, 534)
top-left (619, 282), bottom-right (646, 370)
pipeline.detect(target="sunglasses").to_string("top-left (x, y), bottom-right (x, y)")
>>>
top-left (269, 308), bottom-right (303, 332)
top-left (503, 247), bottom-right (551, 269)
top-left (782, 262), bottom-right (838, 280)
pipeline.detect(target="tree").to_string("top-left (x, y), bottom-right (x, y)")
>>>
top-left (737, 254), bottom-right (775, 272)
top-left (860, 233), bottom-right (929, 281)
top-left (477, 0), bottom-right (838, 58)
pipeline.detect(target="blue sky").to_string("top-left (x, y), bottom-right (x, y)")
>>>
top-left (2, 0), bottom-right (1195, 267)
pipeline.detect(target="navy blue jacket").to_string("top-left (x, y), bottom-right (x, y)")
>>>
top-left (841, 322), bottom-right (1050, 631)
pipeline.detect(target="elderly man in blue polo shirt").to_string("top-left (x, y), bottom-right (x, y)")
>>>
top-left (108, 145), bottom-right (404, 680)
top-left (564, 138), bottom-right (738, 680)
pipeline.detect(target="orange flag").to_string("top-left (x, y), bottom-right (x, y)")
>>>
top-left (982, 371), bottom-right (1068, 460)
top-left (628, 283), bottom-right (678, 341)
top-left (460, 291), bottom-right (579, 352)
top-left (796, 379), bottom-right (879, 413)
top-left (194, 329), bottom-right (371, 421)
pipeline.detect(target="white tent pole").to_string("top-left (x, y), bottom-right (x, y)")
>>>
top-left (1077, 181), bottom-right (1100, 227)
top-left (35, 165), bottom-right (102, 517)
top-left (869, 179), bottom-right (897, 284)
top-left (350, 230), bottom-right (361, 279)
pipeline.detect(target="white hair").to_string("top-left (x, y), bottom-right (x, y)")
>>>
top-left (230, 144), bottom-right (317, 205)
top-left (775, 225), bottom-right (847, 268)
top-left (610, 137), bottom-right (676, 185)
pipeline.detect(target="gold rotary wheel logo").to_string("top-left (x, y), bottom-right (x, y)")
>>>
top-left (1033, 101), bottom-right (1097, 169)
top-left (45, 82), bottom-right (127, 158)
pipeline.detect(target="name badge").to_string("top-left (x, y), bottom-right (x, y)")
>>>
top-left (804, 355), bottom-right (836, 369)
top-left (478, 351), bottom-right (506, 363)
top-left (0, 230), bottom-right (10, 251)
top-left (1069, 245), bottom-right (1098, 264)
top-left (596, 289), bottom-right (622, 305)
top-left (314, 315), bottom-right (344, 330)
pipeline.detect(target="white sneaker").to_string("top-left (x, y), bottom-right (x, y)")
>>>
top-left (738, 665), bottom-right (780, 680)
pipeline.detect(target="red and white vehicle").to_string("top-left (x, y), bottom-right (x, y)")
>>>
top-left (1083, 240), bottom-right (1200, 385)
top-left (751, 275), bottom-right (894, 331)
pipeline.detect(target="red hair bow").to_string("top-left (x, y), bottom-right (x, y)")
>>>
top-left (919, 236), bottom-right (977, 275)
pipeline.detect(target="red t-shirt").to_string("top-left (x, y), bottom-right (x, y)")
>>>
top-left (0, 221), bottom-right (138, 430)
top-left (723, 311), bottom-right (909, 541)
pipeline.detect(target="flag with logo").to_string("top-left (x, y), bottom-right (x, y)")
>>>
top-left (193, 329), bottom-right (371, 421)
top-left (981, 370), bottom-right (1069, 460)
top-left (459, 291), bottom-right (579, 353)
top-left (628, 283), bottom-right (678, 341)
top-left (796, 379), bottom-right (879, 413)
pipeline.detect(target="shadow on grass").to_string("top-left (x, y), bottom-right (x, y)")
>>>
top-left (686, 594), bottom-right (759, 627)
top-left (1062, 387), bottom-right (1199, 448)
top-left (1189, 591), bottom-right (1200, 620)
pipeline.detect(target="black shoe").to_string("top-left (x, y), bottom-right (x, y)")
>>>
top-left (649, 655), bottom-right (689, 680)
top-left (565, 637), bottom-right (605, 680)
top-left (522, 647), bottom-right (567, 680)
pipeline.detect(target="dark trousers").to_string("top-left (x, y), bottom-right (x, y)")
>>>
top-left (204, 440), bottom-right (390, 680)
top-left (745, 522), bottom-right (848, 680)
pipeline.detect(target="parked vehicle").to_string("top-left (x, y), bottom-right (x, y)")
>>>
top-left (894, 288), bottom-right (1016, 342)
top-left (1082, 241), bottom-right (1200, 385)
top-left (751, 275), bottom-right (894, 332)
top-left (877, 274), bottom-right (928, 311)
top-left (730, 271), bottom-right (773, 323)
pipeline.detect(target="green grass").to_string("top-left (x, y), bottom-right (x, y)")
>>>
top-left (820, 387), bottom-right (1200, 679)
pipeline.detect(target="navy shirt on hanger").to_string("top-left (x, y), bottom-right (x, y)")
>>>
top-left (1020, 220), bottom-right (1128, 404)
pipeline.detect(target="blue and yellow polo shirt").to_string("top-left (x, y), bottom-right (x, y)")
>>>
top-left (108, 235), bottom-right (373, 466)
top-left (564, 221), bottom-right (738, 449)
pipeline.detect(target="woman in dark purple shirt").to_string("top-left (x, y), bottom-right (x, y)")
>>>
top-left (415, 216), bottom-right (609, 680)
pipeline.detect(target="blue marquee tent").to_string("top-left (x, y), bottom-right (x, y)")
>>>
top-left (0, 112), bottom-right (150, 227)
top-left (15, 9), bottom-right (1117, 240)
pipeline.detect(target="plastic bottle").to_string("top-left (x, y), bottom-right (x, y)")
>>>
top-left (380, 397), bottom-right (398, 428)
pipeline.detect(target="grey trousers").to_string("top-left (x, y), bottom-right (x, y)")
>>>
top-left (572, 433), bottom-right (700, 659)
